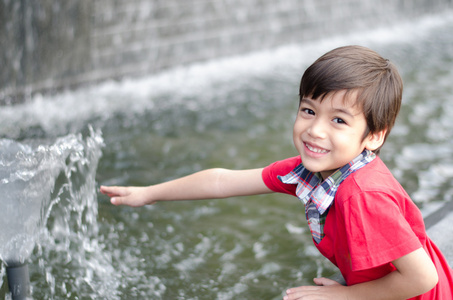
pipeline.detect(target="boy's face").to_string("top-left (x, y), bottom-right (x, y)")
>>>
top-left (293, 90), bottom-right (383, 179)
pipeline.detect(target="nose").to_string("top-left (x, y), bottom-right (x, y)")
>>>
top-left (307, 118), bottom-right (327, 139)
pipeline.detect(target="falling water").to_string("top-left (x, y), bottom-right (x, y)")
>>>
top-left (0, 128), bottom-right (115, 299)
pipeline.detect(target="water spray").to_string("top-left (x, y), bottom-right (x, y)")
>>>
top-left (0, 130), bottom-right (103, 299)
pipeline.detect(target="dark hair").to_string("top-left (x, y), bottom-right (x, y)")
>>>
top-left (299, 45), bottom-right (403, 154)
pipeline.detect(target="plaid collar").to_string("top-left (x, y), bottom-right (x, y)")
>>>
top-left (278, 150), bottom-right (375, 243)
top-left (279, 149), bottom-right (376, 215)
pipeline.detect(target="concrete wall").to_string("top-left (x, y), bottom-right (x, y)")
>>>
top-left (1, 0), bottom-right (452, 104)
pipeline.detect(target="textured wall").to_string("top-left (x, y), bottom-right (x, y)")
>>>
top-left (1, 0), bottom-right (452, 103)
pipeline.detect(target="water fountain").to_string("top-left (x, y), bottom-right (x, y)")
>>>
top-left (0, 6), bottom-right (452, 299)
top-left (0, 127), bottom-right (104, 299)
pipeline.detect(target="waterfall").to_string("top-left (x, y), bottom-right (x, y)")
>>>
top-left (1, 0), bottom-right (452, 104)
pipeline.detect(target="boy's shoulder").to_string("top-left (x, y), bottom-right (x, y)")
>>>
top-left (339, 156), bottom-right (408, 198)
top-left (335, 157), bottom-right (418, 222)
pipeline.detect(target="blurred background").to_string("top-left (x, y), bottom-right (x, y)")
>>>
top-left (1, 0), bottom-right (451, 104)
top-left (1, 1), bottom-right (453, 299)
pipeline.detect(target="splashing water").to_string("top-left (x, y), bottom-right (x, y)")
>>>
top-left (0, 127), bottom-right (131, 299)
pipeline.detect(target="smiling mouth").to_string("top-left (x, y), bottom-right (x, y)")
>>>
top-left (305, 143), bottom-right (329, 154)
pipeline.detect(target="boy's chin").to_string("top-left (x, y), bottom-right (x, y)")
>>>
top-left (302, 162), bottom-right (339, 178)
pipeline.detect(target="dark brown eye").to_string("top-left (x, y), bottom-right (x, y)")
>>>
top-left (333, 118), bottom-right (346, 124)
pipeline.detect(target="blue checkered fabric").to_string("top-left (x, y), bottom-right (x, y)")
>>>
top-left (278, 150), bottom-right (376, 243)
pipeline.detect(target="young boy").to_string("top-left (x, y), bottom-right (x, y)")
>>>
top-left (101, 45), bottom-right (453, 299)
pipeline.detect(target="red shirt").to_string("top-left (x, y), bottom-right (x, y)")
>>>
top-left (262, 156), bottom-right (453, 299)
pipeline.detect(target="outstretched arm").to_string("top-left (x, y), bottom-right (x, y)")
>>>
top-left (100, 168), bottom-right (273, 207)
top-left (284, 247), bottom-right (438, 300)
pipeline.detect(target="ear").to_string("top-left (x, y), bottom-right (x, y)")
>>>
top-left (364, 129), bottom-right (387, 151)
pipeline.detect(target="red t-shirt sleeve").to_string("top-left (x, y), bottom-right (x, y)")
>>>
top-left (339, 188), bottom-right (422, 271)
top-left (261, 156), bottom-right (301, 196)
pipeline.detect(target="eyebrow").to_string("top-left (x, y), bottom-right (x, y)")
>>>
top-left (300, 97), bottom-right (357, 118)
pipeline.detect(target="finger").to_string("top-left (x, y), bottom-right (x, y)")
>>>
top-left (284, 289), bottom-right (320, 300)
top-left (285, 286), bottom-right (319, 299)
top-left (100, 186), bottom-right (127, 197)
top-left (110, 196), bottom-right (124, 206)
top-left (287, 286), bottom-right (319, 293)
top-left (100, 185), bottom-right (116, 196)
top-left (313, 277), bottom-right (339, 286)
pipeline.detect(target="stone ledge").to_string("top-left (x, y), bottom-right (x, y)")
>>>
top-left (426, 201), bottom-right (453, 266)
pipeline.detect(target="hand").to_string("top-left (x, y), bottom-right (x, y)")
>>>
top-left (283, 277), bottom-right (348, 300)
top-left (100, 185), bottom-right (154, 207)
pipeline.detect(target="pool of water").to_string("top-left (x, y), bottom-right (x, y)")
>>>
top-left (1, 12), bottom-right (453, 300)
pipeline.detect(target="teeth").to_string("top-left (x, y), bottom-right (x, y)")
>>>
top-left (306, 143), bottom-right (328, 153)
